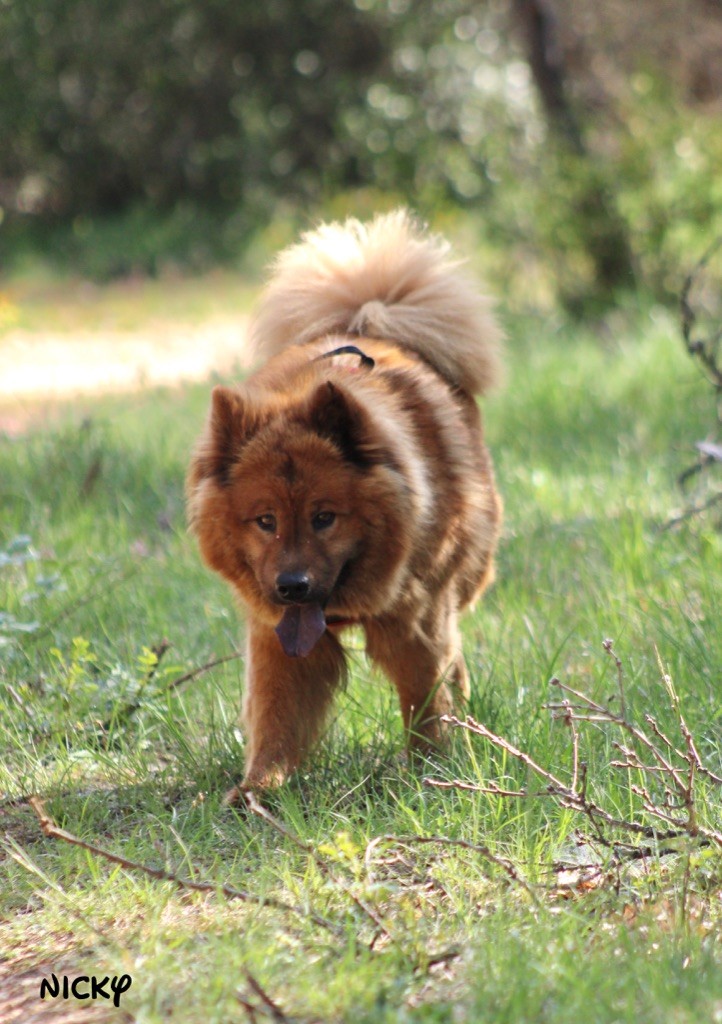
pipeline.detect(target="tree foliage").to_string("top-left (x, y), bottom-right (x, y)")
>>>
top-left (1, 0), bottom-right (722, 305)
top-left (0, 0), bottom-right (390, 214)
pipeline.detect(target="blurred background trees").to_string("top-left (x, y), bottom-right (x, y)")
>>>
top-left (1, 0), bottom-right (721, 308)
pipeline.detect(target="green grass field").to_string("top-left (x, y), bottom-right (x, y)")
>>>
top-left (2, 288), bottom-right (722, 1023)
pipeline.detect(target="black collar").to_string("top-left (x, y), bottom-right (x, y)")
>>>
top-left (315, 344), bottom-right (375, 369)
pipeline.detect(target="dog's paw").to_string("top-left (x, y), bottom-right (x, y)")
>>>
top-left (222, 784), bottom-right (248, 808)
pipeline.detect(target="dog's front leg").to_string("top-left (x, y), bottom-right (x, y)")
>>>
top-left (365, 616), bottom-right (465, 755)
top-left (227, 621), bottom-right (345, 797)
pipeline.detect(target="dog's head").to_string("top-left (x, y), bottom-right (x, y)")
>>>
top-left (187, 378), bottom-right (415, 655)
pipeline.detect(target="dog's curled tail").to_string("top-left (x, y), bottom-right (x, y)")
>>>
top-left (248, 209), bottom-right (502, 395)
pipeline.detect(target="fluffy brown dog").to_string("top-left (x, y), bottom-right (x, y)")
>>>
top-left (187, 210), bottom-right (502, 796)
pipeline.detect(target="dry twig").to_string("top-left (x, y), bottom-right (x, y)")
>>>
top-left (100, 638), bottom-right (174, 732)
top-left (236, 971), bottom-right (292, 1023)
top-left (166, 648), bottom-right (245, 692)
top-left (670, 236), bottom-right (722, 525)
top-left (602, 637), bottom-right (627, 720)
top-left (365, 833), bottom-right (540, 906)
top-left (680, 236), bottom-right (722, 394)
top-left (660, 490), bottom-right (722, 532)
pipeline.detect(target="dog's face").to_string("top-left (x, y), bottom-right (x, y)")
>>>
top-left (187, 379), bottom-right (416, 653)
top-left (230, 443), bottom-right (364, 612)
top-left (231, 440), bottom-right (370, 657)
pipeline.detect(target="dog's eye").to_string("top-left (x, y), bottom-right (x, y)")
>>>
top-left (256, 514), bottom-right (276, 532)
top-left (312, 511), bottom-right (336, 530)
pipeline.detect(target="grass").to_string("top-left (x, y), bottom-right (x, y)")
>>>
top-left (2, 285), bottom-right (722, 1023)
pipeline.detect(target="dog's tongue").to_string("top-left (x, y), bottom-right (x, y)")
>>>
top-left (275, 604), bottom-right (327, 657)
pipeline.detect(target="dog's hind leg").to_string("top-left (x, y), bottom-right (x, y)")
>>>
top-left (229, 623), bottom-right (346, 796)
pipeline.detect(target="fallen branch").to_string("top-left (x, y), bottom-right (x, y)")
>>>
top-left (27, 796), bottom-right (338, 933)
top-left (435, 643), bottom-right (722, 857)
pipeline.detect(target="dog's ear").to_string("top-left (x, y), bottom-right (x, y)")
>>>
top-left (307, 381), bottom-right (388, 467)
top-left (193, 386), bottom-right (259, 483)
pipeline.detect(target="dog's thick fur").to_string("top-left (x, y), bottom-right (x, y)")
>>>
top-left (187, 210), bottom-right (502, 795)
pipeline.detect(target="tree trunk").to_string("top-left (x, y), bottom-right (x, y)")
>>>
top-left (511, 0), bottom-right (636, 299)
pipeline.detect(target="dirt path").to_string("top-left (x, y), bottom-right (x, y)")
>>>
top-left (0, 316), bottom-right (251, 401)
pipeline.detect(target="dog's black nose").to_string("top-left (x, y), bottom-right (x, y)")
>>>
top-left (276, 572), bottom-right (312, 602)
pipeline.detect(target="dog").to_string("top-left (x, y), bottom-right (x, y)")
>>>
top-left (186, 210), bottom-right (502, 797)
